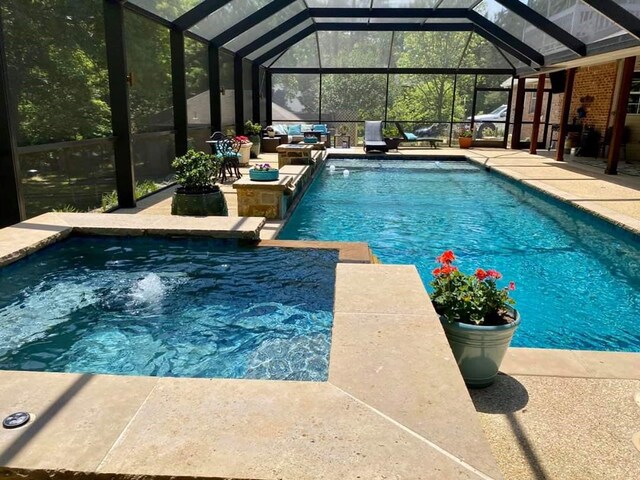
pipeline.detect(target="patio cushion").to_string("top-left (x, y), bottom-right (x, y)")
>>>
top-left (313, 124), bottom-right (328, 133)
top-left (288, 124), bottom-right (302, 135)
top-left (273, 124), bottom-right (288, 135)
top-left (406, 133), bottom-right (417, 141)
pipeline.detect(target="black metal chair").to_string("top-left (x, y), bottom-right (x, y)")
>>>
top-left (217, 136), bottom-right (242, 184)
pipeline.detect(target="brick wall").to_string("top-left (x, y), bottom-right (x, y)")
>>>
top-left (569, 62), bottom-right (618, 135)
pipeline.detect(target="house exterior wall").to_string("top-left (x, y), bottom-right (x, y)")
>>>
top-left (569, 62), bottom-right (618, 135)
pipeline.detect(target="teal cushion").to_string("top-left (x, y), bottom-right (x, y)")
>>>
top-left (406, 133), bottom-right (417, 141)
top-left (304, 136), bottom-right (318, 143)
top-left (313, 124), bottom-right (327, 134)
top-left (288, 124), bottom-right (302, 135)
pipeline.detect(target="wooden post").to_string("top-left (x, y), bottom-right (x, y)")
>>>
top-left (606, 57), bottom-right (636, 175)
top-left (510, 76), bottom-right (526, 150)
top-left (529, 74), bottom-right (546, 155)
top-left (555, 68), bottom-right (577, 162)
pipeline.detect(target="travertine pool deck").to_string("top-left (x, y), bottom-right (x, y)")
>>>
top-left (2, 147), bottom-right (640, 478)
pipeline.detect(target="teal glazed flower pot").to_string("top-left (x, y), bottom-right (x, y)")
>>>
top-left (249, 168), bottom-right (279, 181)
top-left (440, 307), bottom-right (520, 388)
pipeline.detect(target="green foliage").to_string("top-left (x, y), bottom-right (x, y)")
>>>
top-left (52, 204), bottom-right (80, 213)
top-left (459, 128), bottom-right (473, 138)
top-left (244, 121), bottom-right (262, 135)
top-left (430, 251), bottom-right (516, 326)
top-left (100, 180), bottom-right (161, 212)
top-left (101, 190), bottom-right (119, 212)
top-left (383, 124), bottom-right (399, 138)
top-left (172, 150), bottom-right (221, 192)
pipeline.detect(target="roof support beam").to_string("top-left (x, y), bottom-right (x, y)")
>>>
top-left (308, 8), bottom-right (467, 18)
top-left (472, 27), bottom-right (534, 67)
top-left (269, 68), bottom-right (514, 75)
top-left (254, 25), bottom-right (315, 66)
top-left (315, 23), bottom-right (473, 32)
top-left (493, 0), bottom-right (586, 56)
top-left (237, 11), bottom-right (310, 58)
top-left (469, 12), bottom-right (544, 65)
top-left (211, 0), bottom-right (297, 47)
top-left (174, 0), bottom-right (234, 31)
top-left (581, 0), bottom-right (640, 40)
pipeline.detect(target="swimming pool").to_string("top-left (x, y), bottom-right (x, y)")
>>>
top-left (280, 159), bottom-right (640, 352)
top-left (0, 236), bottom-right (336, 380)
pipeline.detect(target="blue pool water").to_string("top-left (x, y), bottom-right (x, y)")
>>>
top-left (280, 159), bottom-right (640, 352)
top-left (0, 237), bottom-right (337, 380)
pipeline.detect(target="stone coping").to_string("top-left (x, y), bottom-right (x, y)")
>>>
top-left (0, 263), bottom-right (502, 480)
top-left (232, 175), bottom-right (293, 190)
top-left (257, 239), bottom-right (372, 263)
top-left (463, 152), bottom-right (640, 236)
top-left (0, 212), bottom-right (266, 267)
top-left (502, 347), bottom-right (640, 380)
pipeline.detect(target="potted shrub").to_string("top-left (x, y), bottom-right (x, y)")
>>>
top-left (431, 250), bottom-right (519, 388)
top-left (458, 128), bottom-right (473, 149)
top-left (171, 150), bottom-right (227, 216)
top-left (249, 163), bottom-right (279, 181)
top-left (244, 120), bottom-right (262, 158)
top-left (235, 135), bottom-right (252, 166)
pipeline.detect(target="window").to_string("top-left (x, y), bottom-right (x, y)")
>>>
top-left (627, 75), bottom-right (640, 115)
top-left (528, 92), bottom-right (537, 115)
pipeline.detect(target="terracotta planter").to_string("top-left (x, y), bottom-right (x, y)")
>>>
top-left (440, 307), bottom-right (520, 388)
top-left (458, 136), bottom-right (473, 149)
top-left (239, 143), bottom-right (252, 165)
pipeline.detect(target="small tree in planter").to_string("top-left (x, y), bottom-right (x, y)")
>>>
top-left (431, 250), bottom-right (519, 387)
top-left (171, 150), bottom-right (227, 216)
top-left (244, 120), bottom-right (262, 158)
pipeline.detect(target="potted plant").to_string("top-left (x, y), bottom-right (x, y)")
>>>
top-left (458, 128), bottom-right (473, 149)
top-left (431, 250), bottom-right (519, 388)
top-left (235, 135), bottom-right (252, 166)
top-left (171, 149), bottom-right (227, 216)
top-left (244, 120), bottom-right (262, 158)
top-left (249, 163), bottom-right (279, 181)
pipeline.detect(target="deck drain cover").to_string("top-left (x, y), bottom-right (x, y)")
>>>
top-left (3, 412), bottom-right (30, 429)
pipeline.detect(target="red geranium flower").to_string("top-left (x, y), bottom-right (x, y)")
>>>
top-left (486, 269), bottom-right (502, 279)
top-left (509, 281), bottom-right (516, 291)
top-left (440, 265), bottom-right (458, 276)
top-left (475, 268), bottom-right (487, 281)
top-left (432, 267), bottom-right (442, 276)
top-left (436, 250), bottom-right (455, 265)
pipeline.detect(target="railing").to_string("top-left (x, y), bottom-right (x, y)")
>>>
top-left (17, 137), bottom-right (117, 217)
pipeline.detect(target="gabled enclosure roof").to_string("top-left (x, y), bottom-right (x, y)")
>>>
top-left (124, 0), bottom-right (640, 72)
